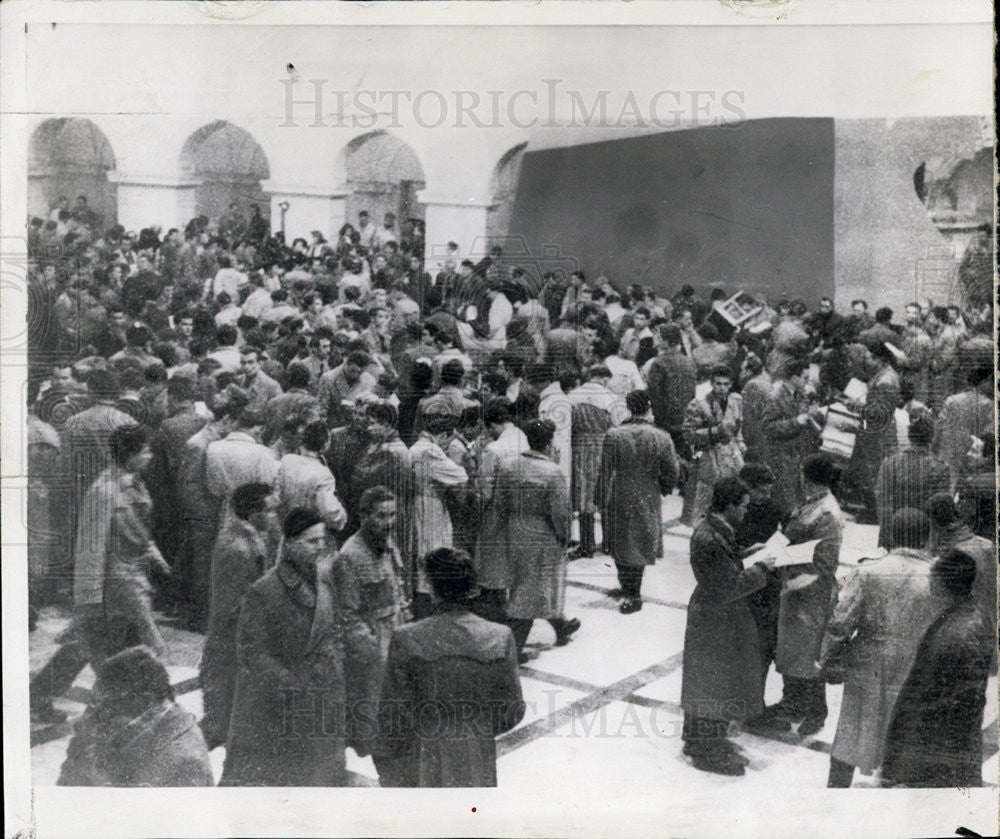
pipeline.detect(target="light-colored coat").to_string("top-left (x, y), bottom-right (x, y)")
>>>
top-left (277, 451), bottom-right (347, 531)
top-left (683, 392), bottom-right (745, 523)
top-left (775, 489), bottom-right (844, 679)
top-left (820, 548), bottom-right (948, 774)
top-left (495, 451), bottom-right (571, 619)
top-left (409, 434), bottom-right (468, 592)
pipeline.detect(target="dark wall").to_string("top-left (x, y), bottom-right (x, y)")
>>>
top-left (506, 118), bottom-right (835, 303)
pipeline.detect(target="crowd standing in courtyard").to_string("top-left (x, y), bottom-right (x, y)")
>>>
top-left (25, 197), bottom-right (996, 786)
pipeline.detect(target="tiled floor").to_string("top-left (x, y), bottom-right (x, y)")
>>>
top-left (29, 493), bottom-right (998, 790)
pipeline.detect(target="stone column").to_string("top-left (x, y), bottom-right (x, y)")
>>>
top-left (419, 193), bottom-right (492, 270)
top-left (106, 172), bottom-right (200, 232)
top-left (261, 182), bottom-right (350, 243)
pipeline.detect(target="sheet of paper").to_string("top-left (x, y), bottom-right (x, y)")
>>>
top-left (843, 378), bottom-right (868, 401)
top-left (781, 538), bottom-right (822, 567)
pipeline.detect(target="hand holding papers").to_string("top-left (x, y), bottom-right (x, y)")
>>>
top-left (742, 531), bottom-right (822, 570)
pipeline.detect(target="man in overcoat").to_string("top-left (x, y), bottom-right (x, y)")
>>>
top-left (595, 390), bottom-right (679, 614)
top-left (758, 358), bottom-right (822, 512)
top-left (373, 547), bottom-right (525, 787)
top-left (874, 417), bottom-right (951, 548)
top-left (496, 419), bottom-right (579, 658)
top-left (199, 482), bottom-right (275, 750)
top-left (767, 453), bottom-right (845, 737)
top-left (220, 509), bottom-right (349, 786)
top-left (682, 365), bottom-right (745, 524)
top-left (819, 509), bottom-right (947, 787)
top-left (681, 478), bottom-right (776, 776)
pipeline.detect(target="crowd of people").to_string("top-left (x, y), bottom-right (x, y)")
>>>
top-left (25, 193), bottom-right (996, 788)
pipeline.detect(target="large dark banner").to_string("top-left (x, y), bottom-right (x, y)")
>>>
top-left (506, 118), bottom-right (835, 302)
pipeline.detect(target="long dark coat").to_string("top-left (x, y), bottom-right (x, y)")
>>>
top-left (148, 406), bottom-right (209, 567)
top-left (199, 518), bottom-right (269, 749)
top-left (875, 448), bottom-right (952, 548)
top-left (681, 513), bottom-right (768, 723)
top-left (882, 602), bottom-right (993, 787)
top-left (58, 700), bottom-right (214, 787)
top-left (495, 451), bottom-right (570, 619)
top-left (373, 605), bottom-right (525, 787)
top-left (220, 559), bottom-right (348, 786)
top-left (595, 420), bottom-right (678, 566)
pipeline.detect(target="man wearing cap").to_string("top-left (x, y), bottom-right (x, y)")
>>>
top-left (221, 509), bottom-right (348, 786)
top-left (596, 390), bottom-right (679, 614)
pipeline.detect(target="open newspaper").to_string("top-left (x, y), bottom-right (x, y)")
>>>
top-left (742, 530), bottom-right (821, 569)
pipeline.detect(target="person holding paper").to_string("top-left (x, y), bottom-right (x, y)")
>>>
top-left (845, 342), bottom-right (900, 521)
top-left (682, 364), bottom-right (745, 524)
top-left (760, 453), bottom-right (845, 738)
top-left (759, 358), bottom-right (822, 512)
top-left (736, 464), bottom-right (790, 685)
top-left (681, 478), bottom-right (777, 777)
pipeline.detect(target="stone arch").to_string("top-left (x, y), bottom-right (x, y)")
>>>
top-left (180, 120), bottom-right (271, 224)
top-left (486, 142), bottom-right (528, 247)
top-left (336, 130), bottom-right (427, 236)
top-left (28, 118), bottom-right (117, 228)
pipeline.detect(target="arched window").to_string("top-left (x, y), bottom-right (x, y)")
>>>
top-left (29, 118), bottom-right (117, 228)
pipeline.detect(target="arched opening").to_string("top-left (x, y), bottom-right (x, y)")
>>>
top-left (29, 118), bottom-right (117, 228)
top-left (340, 131), bottom-right (426, 236)
top-left (486, 142), bottom-right (527, 247)
top-left (180, 120), bottom-right (271, 225)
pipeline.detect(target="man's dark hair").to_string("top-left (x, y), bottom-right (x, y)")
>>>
top-left (484, 397), bottom-right (513, 426)
top-left (425, 546), bottom-right (476, 603)
top-left (907, 416), bottom-right (934, 448)
top-left (440, 359), bottom-right (465, 387)
top-left (889, 508), bottom-right (930, 550)
top-left (216, 325), bottom-right (238, 347)
top-left (932, 549), bottom-right (978, 599)
top-left (711, 477), bottom-right (749, 512)
top-left (346, 350), bottom-right (371, 369)
top-left (285, 362), bottom-right (311, 390)
top-left (110, 424), bottom-right (148, 466)
top-left (524, 417), bottom-right (556, 452)
top-left (301, 420), bottom-right (329, 453)
top-left (739, 463), bottom-right (775, 488)
top-left (232, 482), bottom-right (272, 521)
